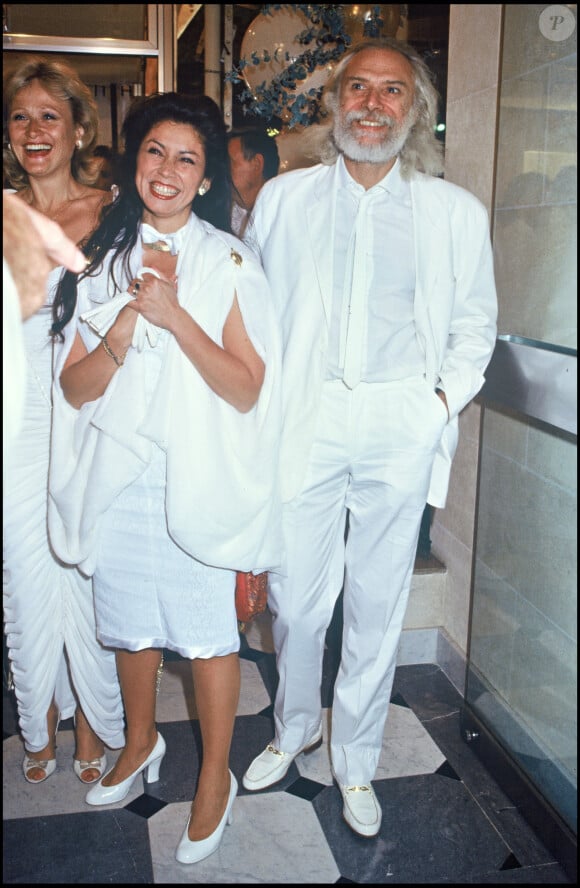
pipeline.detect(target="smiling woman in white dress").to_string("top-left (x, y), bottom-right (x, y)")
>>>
top-left (3, 57), bottom-right (125, 787)
top-left (48, 92), bottom-right (282, 865)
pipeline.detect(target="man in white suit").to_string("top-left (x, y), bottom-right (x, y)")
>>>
top-left (242, 37), bottom-right (497, 837)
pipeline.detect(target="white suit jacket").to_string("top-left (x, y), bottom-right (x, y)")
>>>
top-left (247, 161), bottom-right (498, 508)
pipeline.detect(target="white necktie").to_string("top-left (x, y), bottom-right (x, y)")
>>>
top-left (342, 205), bottom-right (367, 389)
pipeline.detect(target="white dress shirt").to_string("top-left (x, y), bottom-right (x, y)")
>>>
top-left (231, 201), bottom-right (250, 238)
top-left (327, 156), bottom-right (425, 383)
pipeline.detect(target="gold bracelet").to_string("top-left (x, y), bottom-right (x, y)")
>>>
top-left (102, 335), bottom-right (126, 368)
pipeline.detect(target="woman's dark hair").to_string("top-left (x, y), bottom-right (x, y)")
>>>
top-left (52, 92), bottom-right (233, 338)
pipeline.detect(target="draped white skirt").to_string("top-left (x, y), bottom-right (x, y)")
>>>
top-left (3, 294), bottom-right (125, 753)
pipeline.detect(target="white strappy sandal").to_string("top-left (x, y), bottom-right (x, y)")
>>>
top-left (73, 754), bottom-right (108, 784)
top-left (22, 756), bottom-right (57, 784)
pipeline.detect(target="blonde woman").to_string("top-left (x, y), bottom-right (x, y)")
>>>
top-left (3, 57), bottom-right (125, 786)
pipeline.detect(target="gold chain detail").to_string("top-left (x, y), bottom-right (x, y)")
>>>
top-left (102, 335), bottom-right (126, 367)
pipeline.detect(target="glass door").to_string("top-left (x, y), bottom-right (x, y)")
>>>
top-left (463, 5), bottom-right (577, 879)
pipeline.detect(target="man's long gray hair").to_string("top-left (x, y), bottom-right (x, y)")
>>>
top-left (310, 37), bottom-right (444, 178)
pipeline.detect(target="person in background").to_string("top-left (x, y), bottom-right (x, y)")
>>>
top-left (92, 143), bottom-right (121, 195)
top-left (3, 57), bottom-right (125, 787)
top-left (242, 37), bottom-right (498, 839)
top-left (48, 92), bottom-right (281, 865)
top-left (227, 126), bottom-right (280, 238)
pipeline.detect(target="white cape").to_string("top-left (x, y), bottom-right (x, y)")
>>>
top-left (48, 214), bottom-right (283, 576)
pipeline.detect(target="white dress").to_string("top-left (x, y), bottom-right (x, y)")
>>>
top-left (49, 215), bottom-right (283, 661)
top-left (3, 267), bottom-right (125, 753)
top-left (3, 257), bottom-right (27, 465)
top-left (93, 327), bottom-right (240, 659)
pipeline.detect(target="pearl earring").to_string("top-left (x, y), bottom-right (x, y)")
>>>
top-left (198, 182), bottom-right (208, 196)
top-left (76, 140), bottom-right (83, 150)
top-left (6, 142), bottom-right (12, 152)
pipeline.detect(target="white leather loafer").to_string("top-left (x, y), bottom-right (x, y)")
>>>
top-left (85, 733), bottom-right (165, 806)
top-left (176, 770), bottom-right (238, 864)
top-left (340, 784), bottom-right (382, 837)
top-left (242, 728), bottom-right (323, 791)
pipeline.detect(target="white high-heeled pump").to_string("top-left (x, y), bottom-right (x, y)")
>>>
top-left (85, 733), bottom-right (166, 807)
top-left (176, 770), bottom-right (238, 865)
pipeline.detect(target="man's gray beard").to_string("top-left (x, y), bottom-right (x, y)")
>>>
top-left (332, 110), bottom-right (414, 164)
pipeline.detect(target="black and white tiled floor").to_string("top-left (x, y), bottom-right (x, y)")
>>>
top-left (3, 609), bottom-right (572, 884)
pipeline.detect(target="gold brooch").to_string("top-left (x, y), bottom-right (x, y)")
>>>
top-left (143, 239), bottom-right (171, 253)
top-left (230, 248), bottom-right (243, 266)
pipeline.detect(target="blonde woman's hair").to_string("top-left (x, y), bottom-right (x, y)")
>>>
top-left (308, 37), bottom-right (444, 178)
top-left (3, 56), bottom-right (100, 190)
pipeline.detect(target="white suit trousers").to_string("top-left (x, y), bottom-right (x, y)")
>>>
top-left (268, 377), bottom-right (448, 785)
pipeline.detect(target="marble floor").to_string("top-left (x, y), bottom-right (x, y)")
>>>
top-left (3, 609), bottom-right (572, 884)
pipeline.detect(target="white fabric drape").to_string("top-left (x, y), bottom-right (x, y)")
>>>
top-left (3, 269), bottom-right (125, 752)
top-left (80, 265), bottom-right (163, 350)
top-left (48, 214), bottom-right (283, 577)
